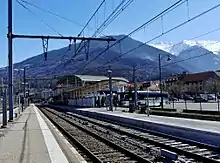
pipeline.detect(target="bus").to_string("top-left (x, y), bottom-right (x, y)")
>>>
top-left (121, 91), bottom-right (169, 107)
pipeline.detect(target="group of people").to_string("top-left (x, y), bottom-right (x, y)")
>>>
top-left (95, 95), bottom-right (119, 110)
top-left (19, 95), bottom-right (32, 110)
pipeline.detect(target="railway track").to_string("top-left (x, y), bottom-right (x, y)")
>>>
top-left (41, 107), bottom-right (160, 163)
top-left (46, 106), bottom-right (220, 163)
top-left (68, 111), bottom-right (220, 163)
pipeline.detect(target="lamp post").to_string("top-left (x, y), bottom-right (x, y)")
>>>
top-left (14, 68), bottom-right (25, 111)
top-left (159, 54), bottom-right (171, 109)
top-left (133, 66), bottom-right (138, 110)
top-left (108, 69), bottom-right (113, 111)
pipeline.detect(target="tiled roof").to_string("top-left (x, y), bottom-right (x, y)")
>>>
top-left (182, 71), bottom-right (217, 82)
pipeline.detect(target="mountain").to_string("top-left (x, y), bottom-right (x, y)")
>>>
top-left (150, 40), bottom-right (220, 72)
top-left (178, 46), bottom-right (220, 72)
top-left (150, 40), bottom-right (220, 55)
top-left (0, 35), bottom-right (190, 81)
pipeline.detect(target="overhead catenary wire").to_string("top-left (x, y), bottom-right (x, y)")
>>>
top-left (78, 0), bottom-right (106, 37)
top-left (92, 0), bottom-right (133, 37)
top-left (79, 27), bottom-right (220, 77)
top-left (16, 0), bottom-right (63, 37)
top-left (19, 0), bottom-right (96, 32)
top-left (97, 2), bottom-right (220, 68)
top-left (75, 0), bottom-right (133, 56)
top-left (75, 0), bottom-right (106, 54)
top-left (75, 0), bottom-right (186, 73)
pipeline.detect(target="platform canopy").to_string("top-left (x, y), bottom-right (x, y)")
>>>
top-left (74, 75), bottom-right (129, 83)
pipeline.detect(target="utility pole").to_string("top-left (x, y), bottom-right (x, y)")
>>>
top-left (159, 54), bottom-right (163, 109)
top-left (2, 87), bottom-right (7, 128)
top-left (133, 66), bottom-right (138, 109)
top-left (158, 54), bottom-right (171, 109)
top-left (23, 67), bottom-right (26, 97)
top-left (23, 67), bottom-right (26, 111)
top-left (7, 0), bottom-right (115, 115)
top-left (8, 0), bottom-right (13, 122)
top-left (108, 69), bottom-right (113, 111)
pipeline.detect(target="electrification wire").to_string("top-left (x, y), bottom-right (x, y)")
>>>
top-left (74, 0), bottom-right (187, 73)
top-left (16, 0), bottom-right (63, 37)
top-left (20, 0), bottom-right (108, 37)
top-left (75, 0), bottom-right (133, 56)
top-left (142, 49), bottom-right (218, 77)
top-left (135, 27), bottom-right (220, 69)
top-left (78, 0), bottom-right (106, 37)
top-left (75, 0), bottom-right (106, 54)
top-left (77, 0), bottom-right (183, 57)
top-left (80, 27), bottom-right (220, 76)
top-left (92, 0), bottom-right (133, 37)
top-left (99, 3), bottom-right (220, 67)
top-left (134, 40), bottom-right (220, 75)
top-left (20, 0), bottom-right (83, 29)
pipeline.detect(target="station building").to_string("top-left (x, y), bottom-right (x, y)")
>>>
top-left (52, 75), bottom-right (129, 106)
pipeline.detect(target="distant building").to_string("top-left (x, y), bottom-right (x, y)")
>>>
top-left (66, 75), bottom-right (129, 99)
top-left (41, 89), bottom-right (53, 100)
top-left (165, 71), bottom-right (220, 94)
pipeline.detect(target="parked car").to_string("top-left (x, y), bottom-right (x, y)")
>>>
top-left (183, 94), bottom-right (194, 100)
top-left (207, 94), bottom-right (215, 100)
top-left (194, 96), bottom-right (208, 102)
top-left (169, 97), bottom-right (178, 101)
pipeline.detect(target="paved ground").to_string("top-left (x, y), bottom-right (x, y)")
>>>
top-left (0, 106), bottom-right (53, 163)
top-left (79, 107), bottom-right (220, 134)
top-left (0, 108), bottom-right (20, 126)
top-left (0, 104), bottom-right (88, 163)
top-left (165, 102), bottom-right (220, 111)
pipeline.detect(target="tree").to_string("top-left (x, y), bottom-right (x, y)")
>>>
top-left (188, 83), bottom-right (198, 95)
top-left (204, 78), bottom-right (220, 96)
top-left (167, 80), bottom-right (184, 96)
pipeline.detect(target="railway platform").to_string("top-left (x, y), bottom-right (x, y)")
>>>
top-left (49, 105), bottom-right (220, 147)
top-left (78, 107), bottom-right (220, 147)
top-left (0, 104), bottom-right (86, 163)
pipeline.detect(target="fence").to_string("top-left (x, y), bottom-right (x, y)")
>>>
top-left (68, 97), bottom-right (95, 107)
top-left (165, 100), bottom-right (220, 112)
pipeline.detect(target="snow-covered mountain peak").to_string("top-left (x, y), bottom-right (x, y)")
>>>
top-left (149, 42), bottom-right (173, 53)
top-left (181, 40), bottom-right (220, 54)
top-left (150, 40), bottom-right (220, 55)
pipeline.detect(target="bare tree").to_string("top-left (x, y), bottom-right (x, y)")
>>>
top-left (204, 78), bottom-right (220, 93)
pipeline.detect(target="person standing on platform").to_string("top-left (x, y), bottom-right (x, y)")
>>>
top-left (113, 96), bottom-right (118, 111)
top-left (20, 96), bottom-right (24, 111)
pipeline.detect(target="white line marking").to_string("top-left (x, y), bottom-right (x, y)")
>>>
top-left (33, 105), bottom-right (69, 163)
top-left (43, 110), bottom-right (87, 163)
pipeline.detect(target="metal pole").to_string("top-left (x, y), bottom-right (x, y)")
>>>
top-left (159, 54), bottom-right (163, 109)
top-left (1, 78), bottom-right (3, 96)
top-left (133, 67), bottom-right (138, 109)
top-left (108, 69), bottom-right (113, 111)
top-left (8, 0), bottom-right (13, 122)
top-left (2, 87), bottom-right (7, 128)
top-left (23, 67), bottom-right (26, 111)
top-left (218, 98), bottom-right (219, 112)
top-left (184, 99), bottom-right (187, 110)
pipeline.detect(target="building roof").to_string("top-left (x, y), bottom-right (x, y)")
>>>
top-left (182, 71), bottom-right (217, 82)
top-left (74, 75), bottom-right (129, 83)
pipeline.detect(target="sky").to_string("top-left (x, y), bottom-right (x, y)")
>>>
top-left (0, 0), bottom-right (220, 67)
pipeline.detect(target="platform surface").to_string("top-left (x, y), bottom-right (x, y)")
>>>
top-left (0, 107), bottom-right (20, 126)
top-left (77, 107), bottom-right (220, 134)
top-left (0, 104), bottom-right (70, 163)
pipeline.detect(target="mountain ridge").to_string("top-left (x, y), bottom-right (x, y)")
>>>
top-left (0, 35), bottom-right (192, 81)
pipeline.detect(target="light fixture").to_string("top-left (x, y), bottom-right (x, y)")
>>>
top-left (167, 56), bottom-right (171, 61)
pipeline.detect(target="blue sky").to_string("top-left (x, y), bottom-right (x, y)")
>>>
top-left (0, 0), bottom-right (220, 67)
